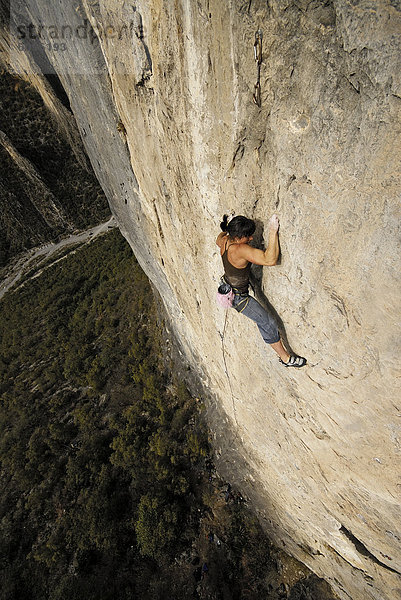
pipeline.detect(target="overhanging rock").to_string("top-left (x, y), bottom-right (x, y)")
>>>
top-left (3, 2), bottom-right (400, 598)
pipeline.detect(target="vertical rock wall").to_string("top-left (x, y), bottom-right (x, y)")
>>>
top-left (3, 1), bottom-right (400, 598)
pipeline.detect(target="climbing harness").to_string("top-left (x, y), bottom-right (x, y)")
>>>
top-left (253, 29), bottom-right (263, 107)
top-left (233, 294), bottom-right (250, 313)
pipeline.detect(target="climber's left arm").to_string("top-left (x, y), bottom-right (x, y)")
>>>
top-left (216, 232), bottom-right (228, 248)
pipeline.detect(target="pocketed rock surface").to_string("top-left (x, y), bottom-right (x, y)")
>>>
top-left (2, 1), bottom-right (400, 599)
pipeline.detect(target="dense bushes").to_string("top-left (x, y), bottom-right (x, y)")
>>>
top-left (0, 230), bottom-right (208, 599)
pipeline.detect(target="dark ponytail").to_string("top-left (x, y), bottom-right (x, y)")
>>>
top-left (220, 214), bottom-right (229, 232)
top-left (220, 215), bottom-right (256, 239)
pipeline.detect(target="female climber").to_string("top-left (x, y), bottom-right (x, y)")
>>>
top-left (216, 213), bottom-right (306, 367)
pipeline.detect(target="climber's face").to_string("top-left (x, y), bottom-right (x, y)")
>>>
top-left (236, 235), bottom-right (253, 244)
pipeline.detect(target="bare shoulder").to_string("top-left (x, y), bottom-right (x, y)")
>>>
top-left (229, 242), bottom-right (251, 267)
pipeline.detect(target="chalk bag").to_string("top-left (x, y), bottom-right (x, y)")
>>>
top-left (216, 280), bottom-right (234, 308)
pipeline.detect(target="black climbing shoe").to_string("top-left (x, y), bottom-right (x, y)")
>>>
top-left (279, 355), bottom-right (307, 368)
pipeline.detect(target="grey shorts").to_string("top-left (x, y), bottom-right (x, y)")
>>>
top-left (232, 294), bottom-right (280, 345)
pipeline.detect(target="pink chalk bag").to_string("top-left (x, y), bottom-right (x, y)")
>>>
top-left (216, 277), bottom-right (234, 308)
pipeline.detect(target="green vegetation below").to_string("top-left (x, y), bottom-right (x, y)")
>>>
top-left (0, 229), bottom-right (336, 600)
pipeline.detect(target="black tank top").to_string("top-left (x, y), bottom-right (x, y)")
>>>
top-left (222, 241), bottom-right (251, 294)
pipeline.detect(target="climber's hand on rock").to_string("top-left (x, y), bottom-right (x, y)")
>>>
top-left (269, 214), bottom-right (279, 232)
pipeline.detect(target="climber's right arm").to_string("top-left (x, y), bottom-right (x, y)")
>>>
top-left (238, 215), bottom-right (280, 266)
top-left (239, 241), bottom-right (278, 266)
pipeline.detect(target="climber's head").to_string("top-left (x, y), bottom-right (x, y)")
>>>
top-left (220, 214), bottom-right (256, 242)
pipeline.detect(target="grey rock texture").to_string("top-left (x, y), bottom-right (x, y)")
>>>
top-left (3, 1), bottom-right (400, 598)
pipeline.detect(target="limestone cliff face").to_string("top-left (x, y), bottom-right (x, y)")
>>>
top-left (3, 1), bottom-right (400, 598)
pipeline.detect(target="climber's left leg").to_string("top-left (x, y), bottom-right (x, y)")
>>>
top-left (235, 296), bottom-right (306, 366)
top-left (269, 340), bottom-right (290, 362)
top-left (236, 296), bottom-right (281, 347)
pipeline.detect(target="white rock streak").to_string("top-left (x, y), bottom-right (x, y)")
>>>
top-left (0, 217), bottom-right (116, 300)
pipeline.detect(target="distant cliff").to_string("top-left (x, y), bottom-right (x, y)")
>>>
top-left (1, 2), bottom-right (400, 599)
top-left (0, 68), bottom-right (109, 266)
